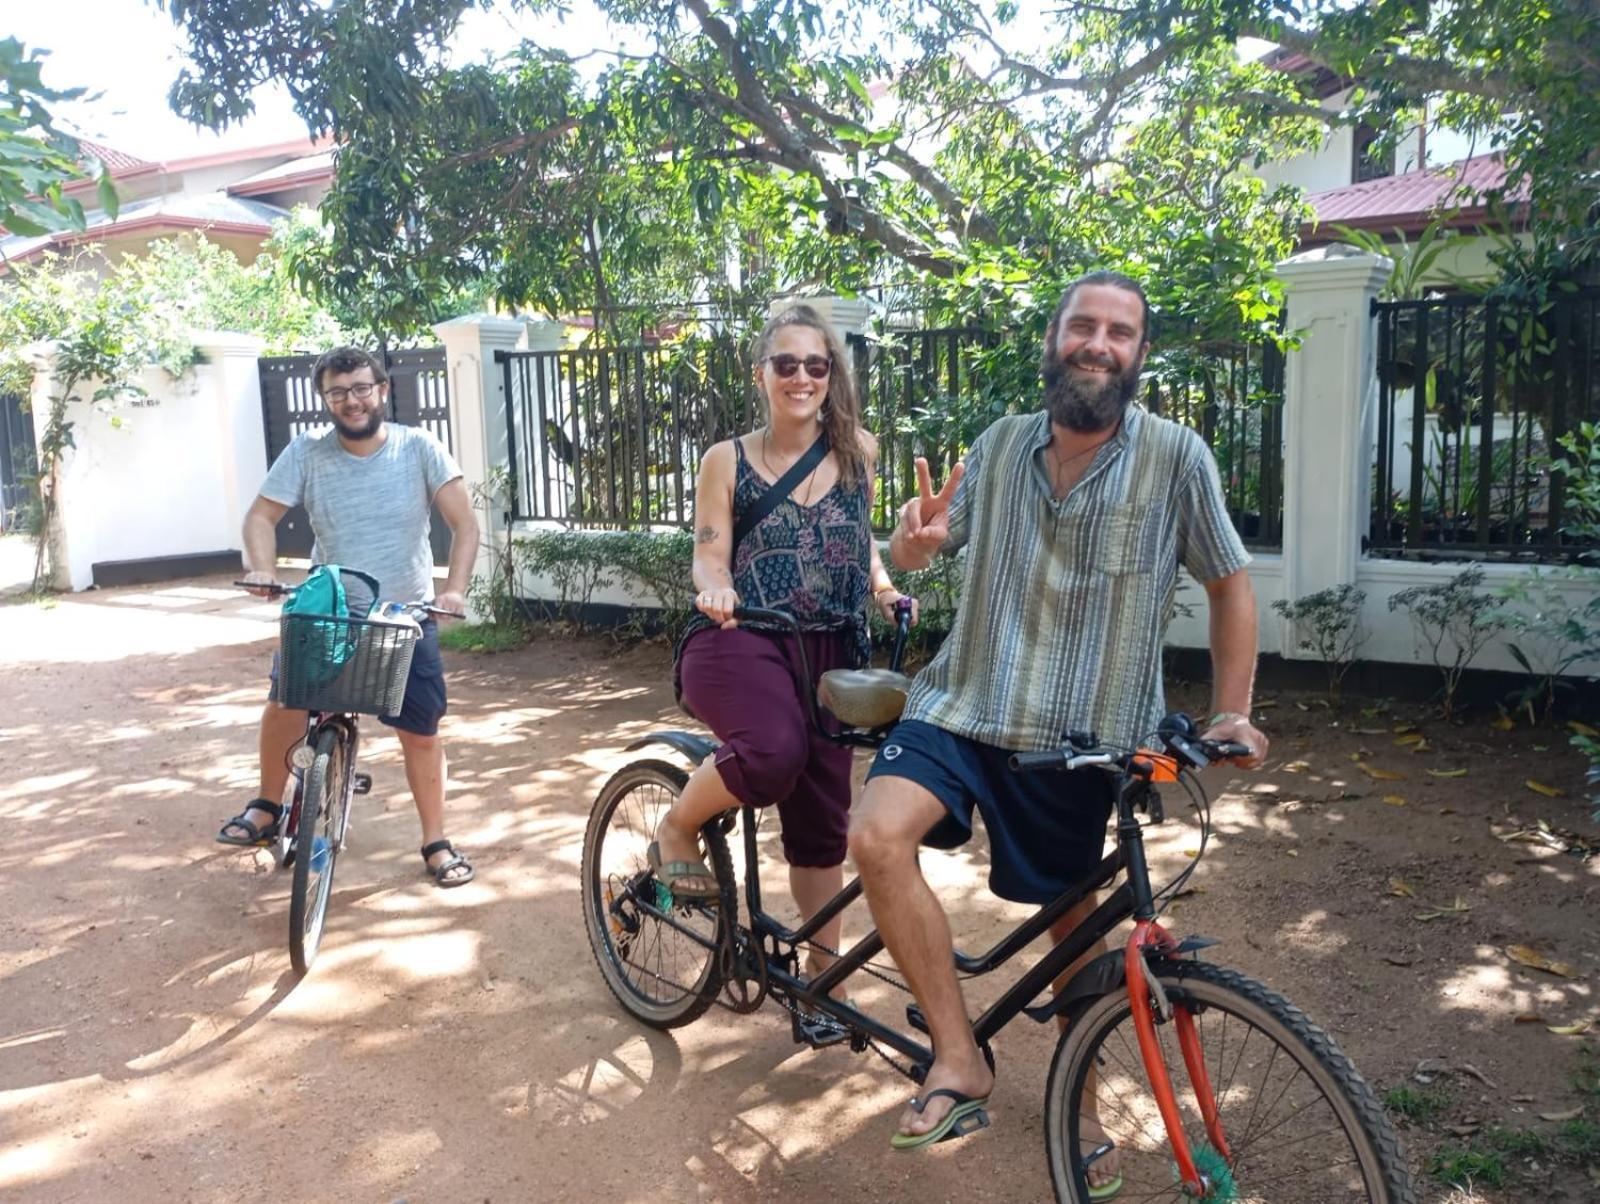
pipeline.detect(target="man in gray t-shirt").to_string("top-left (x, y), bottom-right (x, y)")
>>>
top-left (216, 346), bottom-right (481, 888)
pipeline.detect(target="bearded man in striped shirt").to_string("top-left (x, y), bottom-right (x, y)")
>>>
top-left (849, 271), bottom-right (1269, 1175)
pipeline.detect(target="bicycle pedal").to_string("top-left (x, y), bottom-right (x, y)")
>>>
top-left (353, 773), bottom-right (372, 795)
top-left (905, 1002), bottom-right (928, 1034)
top-left (795, 1012), bottom-right (851, 1049)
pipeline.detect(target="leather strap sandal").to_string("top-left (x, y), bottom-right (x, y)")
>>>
top-left (216, 799), bottom-right (284, 847)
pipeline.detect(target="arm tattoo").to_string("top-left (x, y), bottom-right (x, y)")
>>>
top-left (696, 525), bottom-right (719, 545)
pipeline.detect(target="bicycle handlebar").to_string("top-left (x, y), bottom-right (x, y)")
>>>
top-left (1007, 715), bottom-right (1253, 775)
top-left (234, 581), bottom-right (464, 620)
top-left (731, 599), bottom-right (915, 674)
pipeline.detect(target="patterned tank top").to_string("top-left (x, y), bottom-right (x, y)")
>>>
top-left (679, 436), bottom-right (874, 668)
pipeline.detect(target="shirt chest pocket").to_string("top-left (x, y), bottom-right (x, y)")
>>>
top-left (1097, 502), bottom-right (1159, 576)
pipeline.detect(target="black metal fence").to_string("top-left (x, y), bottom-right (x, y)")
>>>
top-left (1, 391), bottom-right (38, 532)
top-left (1146, 340), bottom-right (1285, 547)
top-left (499, 324), bottom-right (1287, 547)
top-left (1370, 290), bottom-right (1600, 559)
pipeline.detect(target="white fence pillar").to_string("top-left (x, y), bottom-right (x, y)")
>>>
top-left (433, 315), bottom-right (573, 613)
top-left (1275, 247), bottom-right (1391, 658)
top-left (192, 330), bottom-right (269, 551)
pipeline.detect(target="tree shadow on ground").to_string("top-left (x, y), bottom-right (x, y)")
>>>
top-left (1, 578), bottom-right (1595, 1202)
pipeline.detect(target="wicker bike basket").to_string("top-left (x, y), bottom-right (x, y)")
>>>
top-left (278, 611), bottom-right (420, 716)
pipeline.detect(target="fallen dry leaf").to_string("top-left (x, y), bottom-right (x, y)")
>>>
top-left (1285, 849), bottom-right (1299, 858)
top-left (1525, 779), bottom-right (1563, 798)
top-left (1382, 955), bottom-right (1415, 966)
top-left (1506, 945), bottom-right (1578, 979)
top-left (1254, 698), bottom-right (1279, 710)
top-left (1427, 768), bottom-right (1469, 778)
top-left (1438, 806), bottom-right (1457, 815)
top-left (1389, 877), bottom-right (1416, 897)
top-left (1393, 723), bottom-right (1419, 735)
top-left (1567, 720), bottom-right (1598, 738)
top-left (1409, 739), bottom-right (1432, 753)
top-left (1283, 760), bottom-right (1310, 773)
top-left (1489, 714), bottom-right (1516, 732)
top-left (1513, 1014), bottom-right (1544, 1024)
top-left (1416, 896), bottom-right (1471, 921)
top-left (1382, 794), bottom-right (1407, 806)
top-left (1358, 762), bottom-right (1407, 781)
top-left (1394, 733), bottom-right (1426, 746)
top-left (1546, 1021), bottom-right (1592, 1036)
top-left (1352, 726), bottom-right (1388, 735)
top-left (1540, 1107), bottom-right (1584, 1122)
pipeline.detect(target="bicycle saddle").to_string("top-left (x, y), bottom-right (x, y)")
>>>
top-left (818, 668), bottom-right (913, 729)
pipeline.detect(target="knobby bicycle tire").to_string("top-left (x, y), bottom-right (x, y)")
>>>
top-left (1046, 959), bottom-right (1415, 1204)
top-left (581, 759), bottom-right (734, 1029)
top-left (288, 725), bottom-right (347, 975)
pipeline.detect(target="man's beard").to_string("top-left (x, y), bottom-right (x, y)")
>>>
top-left (333, 409), bottom-right (384, 440)
top-left (1042, 354), bottom-right (1141, 432)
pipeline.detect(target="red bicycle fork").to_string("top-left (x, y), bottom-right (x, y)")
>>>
top-left (1123, 920), bottom-right (1233, 1196)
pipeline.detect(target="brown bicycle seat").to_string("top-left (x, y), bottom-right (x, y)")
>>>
top-left (818, 668), bottom-right (913, 730)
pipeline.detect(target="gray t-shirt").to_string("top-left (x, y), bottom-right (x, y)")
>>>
top-left (260, 424), bottom-right (462, 603)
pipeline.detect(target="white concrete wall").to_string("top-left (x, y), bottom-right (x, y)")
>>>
top-left (30, 332), bottom-right (266, 590)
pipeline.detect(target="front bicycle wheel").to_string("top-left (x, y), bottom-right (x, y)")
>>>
top-left (1046, 959), bottom-right (1414, 1203)
top-left (581, 759), bottom-right (731, 1029)
top-left (288, 725), bottom-right (348, 975)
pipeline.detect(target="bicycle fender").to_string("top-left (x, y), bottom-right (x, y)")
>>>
top-left (1022, 936), bottom-right (1220, 1024)
top-left (623, 730), bottom-right (717, 766)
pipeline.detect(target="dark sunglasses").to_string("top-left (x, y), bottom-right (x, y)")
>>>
top-left (763, 353), bottom-right (833, 379)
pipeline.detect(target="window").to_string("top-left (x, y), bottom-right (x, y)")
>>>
top-left (1353, 125), bottom-right (1395, 183)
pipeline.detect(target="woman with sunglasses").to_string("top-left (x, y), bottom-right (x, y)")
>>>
top-left (652, 303), bottom-right (913, 992)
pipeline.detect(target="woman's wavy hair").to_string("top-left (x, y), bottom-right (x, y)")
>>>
top-left (753, 303), bottom-right (867, 489)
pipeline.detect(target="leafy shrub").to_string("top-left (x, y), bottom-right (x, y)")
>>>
top-left (1271, 584), bottom-right (1366, 700)
top-left (1494, 568), bottom-right (1600, 722)
top-left (1388, 567), bottom-right (1507, 719)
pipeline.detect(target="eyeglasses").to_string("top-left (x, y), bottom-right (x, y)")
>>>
top-left (762, 354), bottom-right (832, 380)
top-left (322, 381), bottom-right (381, 403)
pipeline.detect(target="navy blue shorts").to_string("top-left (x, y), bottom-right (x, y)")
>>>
top-left (269, 618), bottom-right (447, 737)
top-left (865, 719), bottom-right (1114, 904)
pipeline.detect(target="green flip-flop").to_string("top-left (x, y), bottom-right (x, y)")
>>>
top-left (646, 840), bottom-right (720, 901)
top-left (1082, 1139), bottom-right (1124, 1201)
top-left (889, 1088), bottom-right (991, 1151)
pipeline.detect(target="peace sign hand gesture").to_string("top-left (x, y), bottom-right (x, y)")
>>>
top-left (897, 456), bottom-right (965, 558)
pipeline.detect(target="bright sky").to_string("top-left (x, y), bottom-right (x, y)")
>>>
top-left (10, 0), bottom-right (628, 161)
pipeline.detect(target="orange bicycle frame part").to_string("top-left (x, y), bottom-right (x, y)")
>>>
top-left (1123, 918), bottom-right (1231, 1195)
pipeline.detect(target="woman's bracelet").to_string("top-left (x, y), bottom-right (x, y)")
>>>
top-left (872, 585), bottom-right (898, 599)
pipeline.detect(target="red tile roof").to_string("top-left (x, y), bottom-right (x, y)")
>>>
top-left (1303, 155), bottom-right (1523, 236)
top-left (77, 140), bottom-right (155, 175)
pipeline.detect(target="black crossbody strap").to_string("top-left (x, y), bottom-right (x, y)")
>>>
top-left (734, 431), bottom-right (830, 551)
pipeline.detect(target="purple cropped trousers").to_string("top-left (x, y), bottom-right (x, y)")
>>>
top-left (678, 625), bottom-right (854, 868)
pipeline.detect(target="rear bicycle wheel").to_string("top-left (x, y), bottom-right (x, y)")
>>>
top-left (581, 759), bottom-right (731, 1028)
top-left (288, 725), bottom-right (348, 975)
top-left (1046, 959), bottom-right (1414, 1203)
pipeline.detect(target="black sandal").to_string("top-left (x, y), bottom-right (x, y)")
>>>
top-left (216, 799), bottom-right (284, 847)
top-left (421, 839), bottom-right (475, 887)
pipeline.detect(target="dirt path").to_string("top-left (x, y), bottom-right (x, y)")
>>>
top-left (2, 573), bottom-right (1596, 1202)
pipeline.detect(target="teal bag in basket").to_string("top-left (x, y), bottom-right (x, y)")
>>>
top-left (283, 565), bottom-right (379, 686)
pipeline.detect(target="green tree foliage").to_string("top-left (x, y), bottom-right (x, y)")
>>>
top-left (0, 38), bottom-right (116, 237)
top-left (155, 2), bottom-right (1598, 336)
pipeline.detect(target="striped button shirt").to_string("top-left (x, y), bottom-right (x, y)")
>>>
top-left (903, 406), bottom-right (1250, 751)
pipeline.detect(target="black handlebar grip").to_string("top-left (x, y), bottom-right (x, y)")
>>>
top-left (1207, 741), bottom-right (1253, 760)
top-left (730, 605), bottom-right (789, 625)
top-left (1009, 749), bottom-right (1067, 773)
